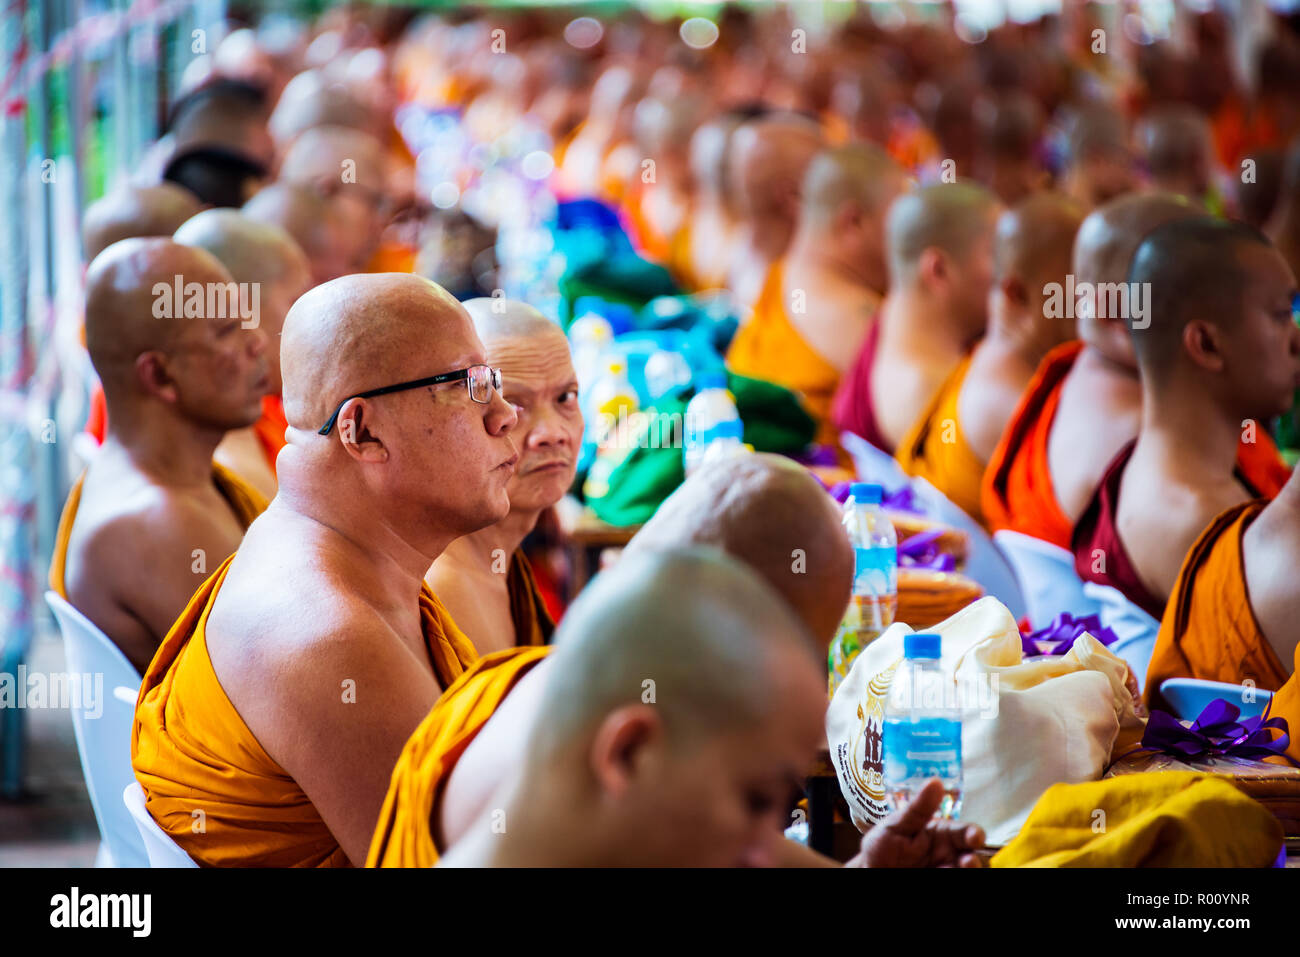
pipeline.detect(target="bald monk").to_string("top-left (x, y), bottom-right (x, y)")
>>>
top-left (132, 274), bottom-right (518, 867)
top-left (436, 549), bottom-right (982, 868)
top-left (425, 299), bottom-right (581, 653)
top-left (832, 183), bottom-right (999, 457)
top-left (1072, 218), bottom-right (1300, 621)
top-left (676, 112), bottom-right (744, 291)
top-left (1060, 106), bottom-right (1138, 211)
top-left (981, 193), bottom-right (1201, 547)
top-left (51, 239), bottom-right (270, 674)
top-left (81, 183), bottom-right (203, 263)
top-left (1136, 106), bottom-right (1215, 209)
top-left (726, 144), bottom-right (909, 452)
top-left (370, 457), bottom-right (979, 866)
top-left (242, 182), bottom-right (367, 286)
top-left (726, 114), bottom-right (826, 311)
top-left (894, 194), bottom-right (1083, 523)
top-left (173, 209), bottom-right (313, 499)
top-left (623, 95), bottom-right (704, 264)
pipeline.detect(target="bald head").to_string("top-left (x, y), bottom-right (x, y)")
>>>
top-left (461, 297), bottom-right (561, 345)
top-left (173, 208), bottom-right (309, 288)
top-left (800, 143), bottom-right (909, 232)
top-left (994, 192), bottom-right (1084, 284)
top-left (689, 113), bottom-right (744, 201)
top-left (279, 124), bottom-right (389, 198)
top-left (242, 182), bottom-right (362, 284)
top-left (529, 547), bottom-right (818, 760)
top-left (886, 182), bottom-right (999, 283)
top-left (731, 114), bottom-right (825, 228)
top-left (268, 70), bottom-right (374, 147)
top-left (627, 453), bottom-right (853, 645)
top-left (1072, 192), bottom-right (1198, 293)
top-left (82, 184), bottom-right (204, 263)
top-left (1138, 106), bottom-right (1212, 196)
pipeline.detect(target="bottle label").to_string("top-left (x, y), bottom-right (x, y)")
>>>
top-left (854, 545), bottom-right (898, 598)
top-left (882, 717), bottom-right (961, 783)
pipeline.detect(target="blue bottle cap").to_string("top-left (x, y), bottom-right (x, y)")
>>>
top-left (904, 632), bottom-right (941, 659)
top-left (696, 371), bottom-right (728, 391)
top-left (850, 482), bottom-right (883, 505)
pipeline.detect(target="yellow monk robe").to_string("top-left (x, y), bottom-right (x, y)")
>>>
top-left (49, 462), bottom-right (266, 600)
top-left (894, 355), bottom-right (987, 526)
top-left (991, 773), bottom-right (1282, 868)
top-left (367, 646), bottom-right (551, 867)
top-left (1143, 501), bottom-right (1290, 713)
top-left (1270, 645), bottom-right (1300, 765)
top-left (507, 549), bottom-right (555, 647)
top-left (980, 341), bottom-right (1082, 548)
top-left (726, 262), bottom-right (843, 452)
top-left (132, 557), bottom-right (479, 868)
top-left (250, 394), bottom-right (288, 474)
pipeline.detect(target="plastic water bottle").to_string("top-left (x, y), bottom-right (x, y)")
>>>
top-left (882, 632), bottom-right (963, 819)
top-left (568, 309), bottom-right (613, 395)
top-left (644, 348), bottom-right (692, 401)
top-left (827, 483), bottom-right (898, 692)
top-left (683, 372), bottom-right (743, 476)
top-left (587, 357), bottom-right (639, 442)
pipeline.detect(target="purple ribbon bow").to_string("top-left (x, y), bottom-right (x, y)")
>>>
top-left (897, 528), bottom-right (956, 572)
top-left (1019, 612), bottom-right (1119, 658)
top-left (1138, 698), bottom-right (1300, 766)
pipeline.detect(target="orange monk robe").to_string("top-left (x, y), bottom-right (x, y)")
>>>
top-left (85, 384), bottom-right (108, 446)
top-left (366, 646), bottom-right (552, 867)
top-left (621, 181), bottom-right (676, 266)
top-left (726, 262), bottom-right (844, 454)
top-left (980, 341), bottom-right (1082, 548)
top-left (507, 549), bottom-right (555, 647)
top-left (1269, 646), bottom-right (1300, 765)
top-left (1236, 429), bottom-right (1291, 499)
top-left (1142, 501), bottom-right (1291, 713)
top-left (894, 355), bottom-right (987, 526)
top-left (365, 240), bottom-right (417, 274)
top-left (250, 393), bottom-right (288, 474)
top-left (132, 557), bottom-right (479, 868)
top-left (49, 462), bottom-right (267, 601)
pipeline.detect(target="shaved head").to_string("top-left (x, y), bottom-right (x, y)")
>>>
top-left (627, 453), bottom-right (853, 645)
top-left (268, 69), bottom-right (374, 146)
top-left (731, 114), bottom-right (825, 223)
top-left (689, 113), bottom-right (744, 200)
top-left (995, 192), bottom-right (1084, 284)
top-left (801, 143), bottom-right (909, 231)
top-left (886, 182), bottom-right (999, 282)
top-left (1138, 105), bottom-right (1212, 191)
top-left (279, 123), bottom-right (389, 198)
top-left (530, 546), bottom-right (818, 758)
top-left (1072, 192), bottom-right (1199, 296)
top-left (174, 209), bottom-right (311, 393)
top-left (461, 297), bottom-right (560, 344)
top-left (82, 183), bottom-right (203, 262)
top-left (242, 182), bottom-right (363, 284)
top-left (85, 238), bottom-right (268, 429)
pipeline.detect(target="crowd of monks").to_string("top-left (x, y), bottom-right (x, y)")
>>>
top-left (40, 2), bottom-right (1300, 866)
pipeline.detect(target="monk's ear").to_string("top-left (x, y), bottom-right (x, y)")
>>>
top-left (917, 247), bottom-right (947, 286)
top-left (588, 704), bottom-right (661, 799)
top-left (335, 399), bottom-right (390, 463)
top-left (1000, 274), bottom-right (1027, 309)
top-left (1182, 318), bottom-right (1225, 372)
top-left (135, 351), bottom-right (179, 404)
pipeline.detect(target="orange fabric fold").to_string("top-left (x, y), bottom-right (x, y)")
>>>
top-left (367, 646), bottom-right (551, 867)
top-left (1235, 429), bottom-right (1292, 499)
top-left (250, 394), bottom-right (288, 474)
top-left (980, 340), bottom-right (1082, 548)
top-left (132, 557), bottom-right (478, 867)
top-left (894, 355), bottom-right (987, 525)
top-left (507, 549), bottom-right (554, 647)
top-left (725, 261), bottom-right (843, 451)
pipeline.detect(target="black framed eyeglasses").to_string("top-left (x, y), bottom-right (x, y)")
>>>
top-left (317, 364), bottom-right (503, 435)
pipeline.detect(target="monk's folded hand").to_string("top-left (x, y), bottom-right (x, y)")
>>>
top-left (848, 778), bottom-right (984, 868)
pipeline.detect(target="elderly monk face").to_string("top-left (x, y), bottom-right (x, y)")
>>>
top-left (487, 325), bottom-right (582, 514)
top-left (618, 636), bottom-right (827, 867)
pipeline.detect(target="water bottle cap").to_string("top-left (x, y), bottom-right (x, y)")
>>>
top-left (904, 633), bottom-right (941, 659)
top-left (697, 371), bottom-right (728, 391)
top-left (850, 482), bottom-right (883, 505)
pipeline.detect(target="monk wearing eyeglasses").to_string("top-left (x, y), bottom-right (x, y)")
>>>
top-left (132, 272), bottom-right (518, 867)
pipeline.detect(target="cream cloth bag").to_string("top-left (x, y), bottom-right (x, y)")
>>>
top-left (825, 596), bottom-right (1144, 846)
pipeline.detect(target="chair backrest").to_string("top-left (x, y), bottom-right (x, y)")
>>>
top-left (992, 530), bottom-right (1103, 630)
top-left (840, 431), bottom-right (908, 487)
top-left (122, 782), bottom-right (198, 868)
top-left (907, 478), bottom-right (1028, 623)
top-left (44, 591), bottom-right (147, 868)
top-left (1080, 582), bottom-right (1160, 692)
top-left (1158, 678), bottom-right (1274, 722)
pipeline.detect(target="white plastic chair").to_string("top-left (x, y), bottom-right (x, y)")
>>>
top-left (123, 781), bottom-right (198, 868)
top-left (992, 530), bottom-right (1103, 630)
top-left (44, 591), bottom-right (147, 868)
top-left (1080, 582), bottom-right (1160, 693)
top-left (906, 477), bottom-right (1028, 623)
top-left (840, 431), bottom-right (907, 486)
top-left (1158, 678), bottom-right (1274, 722)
